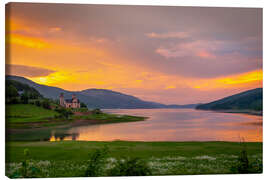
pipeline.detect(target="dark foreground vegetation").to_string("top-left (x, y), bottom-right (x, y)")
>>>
top-left (6, 141), bottom-right (262, 178)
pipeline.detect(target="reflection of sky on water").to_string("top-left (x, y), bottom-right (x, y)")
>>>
top-left (52, 109), bottom-right (262, 142)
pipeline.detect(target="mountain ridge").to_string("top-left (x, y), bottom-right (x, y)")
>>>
top-left (6, 75), bottom-right (197, 109)
top-left (196, 88), bottom-right (262, 111)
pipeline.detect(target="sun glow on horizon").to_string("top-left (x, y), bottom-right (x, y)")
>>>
top-left (23, 68), bottom-right (263, 94)
top-left (28, 71), bottom-right (72, 86)
top-left (192, 69), bottom-right (262, 90)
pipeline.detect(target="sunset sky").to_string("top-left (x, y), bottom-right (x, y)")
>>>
top-left (5, 3), bottom-right (262, 104)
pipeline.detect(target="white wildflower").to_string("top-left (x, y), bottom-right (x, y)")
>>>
top-left (193, 155), bottom-right (216, 160)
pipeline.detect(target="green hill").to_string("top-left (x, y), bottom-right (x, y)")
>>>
top-left (6, 79), bottom-right (43, 98)
top-left (196, 88), bottom-right (262, 111)
top-left (6, 104), bottom-right (59, 123)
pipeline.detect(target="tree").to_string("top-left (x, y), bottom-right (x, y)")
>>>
top-left (42, 99), bottom-right (50, 109)
top-left (6, 85), bottom-right (18, 98)
top-left (35, 100), bottom-right (41, 107)
top-left (80, 102), bottom-right (87, 108)
top-left (92, 108), bottom-right (102, 114)
top-left (21, 92), bottom-right (29, 104)
top-left (29, 92), bottom-right (38, 99)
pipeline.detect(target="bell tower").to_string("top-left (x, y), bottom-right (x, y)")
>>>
top-left (72, 94), bottom-right (76, 100)
top-left (59, 93), bottom-right (65, 107)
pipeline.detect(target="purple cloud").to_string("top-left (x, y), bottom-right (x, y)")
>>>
top-left (6, 64), bottom-right (55, 77)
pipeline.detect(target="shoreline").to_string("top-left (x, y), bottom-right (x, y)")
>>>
top-left (6, 114), bottom-right (147, 141)
top-left (196, 109), bottom-right (262, 116)
top-left (7, 114), bottom-right (147, 130)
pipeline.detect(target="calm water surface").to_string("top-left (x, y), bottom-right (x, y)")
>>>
top-left (50, 109), bottom-right (262, 142)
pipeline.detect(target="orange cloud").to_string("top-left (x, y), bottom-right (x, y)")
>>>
top-left (193, 69), bottom-right (262, 90)
top-left (217, 70), bottom-right (263, 85)
top-left (28, 71), bottom-right (74, 86)
top-left (165, 85), bottom-right (176, 89)
top-left (6, 34), bottom-right (50, 49)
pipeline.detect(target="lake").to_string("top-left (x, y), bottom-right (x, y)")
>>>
top-left (50, 109), bottom-right (262, 142)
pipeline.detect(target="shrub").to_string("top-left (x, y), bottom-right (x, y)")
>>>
top-left (79, 107), bottom-right (88, 112)
top-left (6, 84), bottom-right (19, 98)
top-left (21, 92), bottom-right (29, 104)
top-left (21, 148), bottom-right (30, 177)
top-left (108, 157), bottom-right (152, 176)
top-left (85, 146), bottom-right (109, 177)
top-left (237, 148), bottom-right (249, 173)
top-left (29, 92), bottom-right (38, 99)
top-left (92, 108), bottom-right (102, 115)
top-left (8, 97), bottom-right (20, 104)
top-left (80, 102), bottom-right (87, 108)
top-left (41, 99), bottom-right (50, 109)
top-left (230, 143), bottom-right (262, 174)
top-left (35, 100), bottom-right (41, 107)
top-left (55, 107), bottom-right (73, 119)
top-left (17, 149), bottom-right (42, 178)
top-left (72, 107), bottom-right (88, 113)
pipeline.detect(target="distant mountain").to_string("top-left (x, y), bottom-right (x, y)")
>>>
top-left (6, 75), bottom-right (197, 109)
top-left (196, 88), bottom-right (262, 111)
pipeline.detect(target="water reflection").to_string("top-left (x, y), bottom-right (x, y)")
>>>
top-left (62, 109), bottom-right (262, 142)
top-left (49, 131), bottom-right (79, 141)
top-left (10, 109), bottom-right (260, 142)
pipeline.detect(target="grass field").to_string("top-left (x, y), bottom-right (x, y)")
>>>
top-left (6, 104), bottom-right (145, 130)
top-left (6, 141), bottom-right (262, 178)
top-left (6, 141), bottom-right (262, 161)
top-left (6, 104), bottom-right (59, 123)
top-left (73, 113), bottom-right (145, 124)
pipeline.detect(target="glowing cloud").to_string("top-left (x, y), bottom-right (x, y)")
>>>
top-left (28, 71), bottom-right (73, 86)
top-left (193, 70), bottom-right (262, 90)
top-left (217, 70), bottom-right (263, 85)
top-left (165, 85), bottom-right (176, 90)
top-left (7, 34), bottom-right (50, 49)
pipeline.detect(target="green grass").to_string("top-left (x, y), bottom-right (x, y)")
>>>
top-left (6, 141), bottom-right (262, 162)
top-left (73, 113), bottom-right (145, 123)
top-left (5, 141), bottom-right (262, 177)
top-left (6, 104), bottom-right (145, 129)
top-left (72, 107), bottom-right (89, 112)
top-left (6, 104), bottom-right (59, 123)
